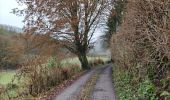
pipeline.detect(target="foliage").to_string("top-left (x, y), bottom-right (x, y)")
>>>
top-left (0, 27), bottom-right (20, 69)
top-left (14, 0), bottom-right (114, 70)
top-left (0, 55), bottom-right (107, 99)
top-left (112, 65), bottom-right (165, 100)
top-left (138, 80), bottom-right (158, 100)
top-left (112, 65), bottom-right (137, 100)
top-left (101, 0), bottom-right (125, 48)
top-left (111, 0), bottom-right (170, 99)
top-left (0, 56), bottom-right (82, 99)
top-left (0, 38), bottom-right (9, 68)
top-left (47, 57), bottom-right (57, 69)
top-left (20, 57), bottom-right (81, 97)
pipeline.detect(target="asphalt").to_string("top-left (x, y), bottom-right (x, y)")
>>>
top-left (54, 64), bottom-right (117, 100)
top-left (90, 66), bottom-right (117, 100)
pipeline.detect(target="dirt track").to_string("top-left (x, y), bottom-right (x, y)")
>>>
top-left (54, 64), bottom-right (117, 100)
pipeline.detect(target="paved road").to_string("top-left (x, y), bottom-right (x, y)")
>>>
top-left (54, 64), bottom-right (117, 100)
top-left (90, 66), bottom-right (117, 100)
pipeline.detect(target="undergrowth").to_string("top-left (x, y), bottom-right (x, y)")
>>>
top-left (113, 65), bottom-right (170, 100)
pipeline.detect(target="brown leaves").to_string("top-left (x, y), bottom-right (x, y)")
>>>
top-left (111, 0), bottom-right (170, 89)
top-left (16, 0), bottom-right (113, 55)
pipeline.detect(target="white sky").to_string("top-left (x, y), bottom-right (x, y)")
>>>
top-left (0, 0), bottom-right (24, 28)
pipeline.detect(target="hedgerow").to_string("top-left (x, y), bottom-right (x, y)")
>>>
top-left (111, 0), bottom-right (170, 99)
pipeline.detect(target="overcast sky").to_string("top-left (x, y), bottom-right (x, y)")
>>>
top-left (0, 0), bottom-right (25, 28)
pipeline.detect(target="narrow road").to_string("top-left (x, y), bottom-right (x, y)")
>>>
top-left (54, 64), bottom-right (117, 100)
top-left (90, 66), bottom-right (117, 100)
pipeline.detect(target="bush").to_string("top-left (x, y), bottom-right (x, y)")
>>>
top-left (13, 56), bottom-right (82, 98)
top-left (112, 65), bottom-right (137, 100)
top-left (47, 57), bottom-right (57, 68)
top-left (111, 0), bottom-right (170, 99)
top-left (6, 83), bottom-right (19, 90)
top-left (138, 80), bottom-right (157, 100)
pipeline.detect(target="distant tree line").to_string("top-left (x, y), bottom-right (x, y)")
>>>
top-left (0, 25), bottom-right (21, 69)
top-left (0, 24), bottom-right (22, 33)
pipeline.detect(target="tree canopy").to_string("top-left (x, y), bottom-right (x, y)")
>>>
top-left (14, 0), bottom-right (114, 69)
top-left (101, 0), bottom-right (125, 48)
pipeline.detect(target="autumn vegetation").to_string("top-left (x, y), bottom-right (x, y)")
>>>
top-left (13, 0), bottom-right (113, 70)
top-left (0, 24), bottom-right (108, 99)
top-left (109, 0), bottom-right (170, 99)
top-left (0, 0), bottom-right (113, 99)
top-left (1, 0), bottom-right (169, 99)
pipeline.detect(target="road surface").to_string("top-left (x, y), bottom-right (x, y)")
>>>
top-left (54, 64), bottom-right (117, 100)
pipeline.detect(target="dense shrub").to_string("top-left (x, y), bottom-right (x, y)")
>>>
top-left (47, 57), bottom-right (57, 68)
top-left (15, 56), bottom-right (81, 98)
top-left (0, 56), bottom-right (82, 99)
top-left (138, 80), bottom-right (157, 99)
top-left (111, 0), bottom-right (170, 99)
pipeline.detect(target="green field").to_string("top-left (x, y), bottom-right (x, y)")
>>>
top-left (0, 71), bottom-right (16, 85)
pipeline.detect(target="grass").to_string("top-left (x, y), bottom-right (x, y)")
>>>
top-left (0, 71), bottom-right (16, 85)
top-left (0, 71), bottom-right (18, 100)
top-left (60, 56), bottom-right (110, 66)
top-left (112, 64), bottom-right (170, 100)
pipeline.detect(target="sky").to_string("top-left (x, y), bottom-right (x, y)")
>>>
top-left (0, 0), bottom-right (25, 28)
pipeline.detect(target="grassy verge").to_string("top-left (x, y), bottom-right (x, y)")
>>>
top-left (112, 65), bottom-right (170, 100)
top-left (112, 65), bottom-right (137, 99)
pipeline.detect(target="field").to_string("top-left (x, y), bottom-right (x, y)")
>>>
top-left (0, 71), bottom-right (16, 85)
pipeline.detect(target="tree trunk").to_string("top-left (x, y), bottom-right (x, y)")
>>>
top-left (78, 53), bottom-right (90, 70)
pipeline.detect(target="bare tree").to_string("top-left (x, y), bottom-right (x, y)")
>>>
top-left (15, 0), bottom-right (113, 69)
